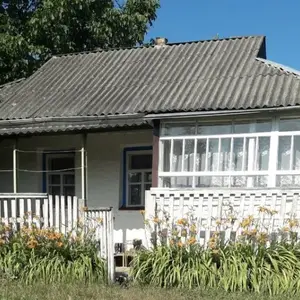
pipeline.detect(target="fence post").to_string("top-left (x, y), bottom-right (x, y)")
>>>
top-left (107, 208), bottom-right (115, 283)
top-left (145, 190), bottom-right (156, 249)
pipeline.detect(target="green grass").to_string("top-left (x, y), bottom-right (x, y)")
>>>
top-left (0, 281), bottom-right (299, 300)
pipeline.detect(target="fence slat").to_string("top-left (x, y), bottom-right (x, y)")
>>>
top-left (19, 198), bottom-right (25, 229)
top-left (35, 199), bottom-right (41, 229)
top-left (73, 196), bottom-right (78, 230)
top-left (61, 196), bottom-right (66, 234)
top-left (27, 199), bottom-right (32, 228)
top-left (11, 199), bottom-right (17, 231)
top-left (49, 195), bottom-right (53, 228)
top-left (55, 196), bottom-right (60, 231)
top-left (3, 200), bottom-right (8, 226)
top-left (67, 196), bottom-right (72, 232)
top-left (43, 198), bottom-right (49, 229)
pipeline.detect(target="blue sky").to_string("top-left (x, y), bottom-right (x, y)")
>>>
top-left (146, 0), bottom-right (300, 70)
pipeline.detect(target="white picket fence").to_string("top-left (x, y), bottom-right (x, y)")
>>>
top-left (145, 188), bottom-right (300, 246)
top-left (84, 208), bottom-right (114, 282)
top-left (0, 193), bottom-right (114, 282)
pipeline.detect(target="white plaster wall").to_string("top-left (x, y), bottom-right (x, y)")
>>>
top-left (0, 129), bottom-right (153, 247)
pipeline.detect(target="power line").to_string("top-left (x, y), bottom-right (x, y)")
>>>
top-left (0, 166), bottom-right (85, 173)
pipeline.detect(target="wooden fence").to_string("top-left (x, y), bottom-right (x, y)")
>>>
top-left (145, 188), bottom-right (300, 246)
top-left (0, 193), bottom-right (114, 282)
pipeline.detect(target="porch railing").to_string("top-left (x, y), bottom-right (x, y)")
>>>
top-left (0, 193), bottom-right (114, 282)
top-left (145, 188), bottom-right (300, 246)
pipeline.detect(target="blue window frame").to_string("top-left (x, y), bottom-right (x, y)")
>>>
top-left (122, 146), bottom-right (153, 208)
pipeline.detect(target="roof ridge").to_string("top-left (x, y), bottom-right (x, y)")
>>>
top-left (52, 35), bottom-right (264, 58)
top-left (256, 57), bottom-right (300, 78)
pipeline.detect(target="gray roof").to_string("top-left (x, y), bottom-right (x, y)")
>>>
top-left (1, 35), bottom-right (300, 135)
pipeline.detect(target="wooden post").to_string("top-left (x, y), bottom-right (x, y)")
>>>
top-left (13, 138), bottom-right (18, 193)
top-left (81, 134), bottom-right (87, 202)
top-left (152, 120), bottom-right (160, 187)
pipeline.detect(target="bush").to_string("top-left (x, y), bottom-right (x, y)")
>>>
top-left (0, 222), bottom-right (106, 284)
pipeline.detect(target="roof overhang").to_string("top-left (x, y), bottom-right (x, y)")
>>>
top-left (144, 106), bottom-right (300, 121)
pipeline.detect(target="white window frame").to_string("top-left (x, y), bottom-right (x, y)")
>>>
top-left (46, 153), bottom-right (75, 196)
top-left (126, 150), bottom-right (152, 208)
top-left (158, 116), bottom-right (300, 189)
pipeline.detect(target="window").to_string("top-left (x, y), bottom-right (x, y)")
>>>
top-left (46, 153), bottom-right (75, 196)
top-left (277, 118), bottom-right (300, 187)
top-left (160, 119), bottom-right (277, 188)
top-left (123, 147), bottom-right (152, 208)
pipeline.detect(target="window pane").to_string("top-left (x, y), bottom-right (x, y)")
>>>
top-left (129, 185), bottom-right (142, 205)
top-left (49, 174), bottom-right (60, 185)
top-left (195, 139), bottom-right (206, 171)
top-left (144, 172), bottom-right (152, 182)
top-left (207, 139), bottom-right (219, 171)
top-left (231, 176), bottom-right (247, 187)
top-left (231, 176), bottom-right (268, 187)
top-left (49, 156), bottom-right (74, 171)
top-left (279, 118), bottom-right (300, 131)
top-left (195, 176), bottom-right (230, 187)
top-left (145, 183), bottom-right (151, 191)
top-left (257, 137), bottom-right (270, 171)
top-left (183, 139), bottom-right (195, 172)
top-left (233, 122), bottom-right (250, 133)
top-left (278, 136), bottom-right (291, 170)
top-left (220, 138), bottom-right (231, 171)
top-left (161, 177), bottom-right (193, 188)
top-left (256, 120), bottom-right (272, 132)
top-left (128, 172), bottom-right (141, 183)
top-left (197, 123), bottom-right (231, 135)
top-left (63, 174), bottom-right (75, 185)
top-left (172, 140), bottom-right (183, 172)
top-left (161, 123), bottom-right (196, 136)
top-left (63, 186), bottom-right (75, 196)
top-left (277, 175), bottom-right (300, 187)
top-left (130, 154), bottom-right (152, 170)
top-left (254, 176), bottom-right (268, 187)
top-left (293, 136), bottom-right (300, 170)
top-left (49, 185), bottom-right (61, 196)
top-left (232, 138), bottom-right (245, 171)
top-left (161, 140), bottom-right (171, 171)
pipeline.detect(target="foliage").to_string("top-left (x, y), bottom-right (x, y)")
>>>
top-left (132, 207), bottom-right (300, 295)
top-left (0, 219), bottom-right (106, 284)
top-left (0, 0), bottom-right (160, 84)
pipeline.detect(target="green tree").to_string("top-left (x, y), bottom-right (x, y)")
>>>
top-left (0, 0), bottom-right (159, 85)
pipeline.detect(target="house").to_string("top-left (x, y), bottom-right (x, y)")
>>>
top-left (1, 35), bottom-right (300, 248)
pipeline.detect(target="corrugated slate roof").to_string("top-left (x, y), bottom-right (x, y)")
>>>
top-left (0, 35), bottom-right (300, 135)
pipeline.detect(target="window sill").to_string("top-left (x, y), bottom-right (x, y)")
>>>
top-left (119, 206), bottom-right (145, 211)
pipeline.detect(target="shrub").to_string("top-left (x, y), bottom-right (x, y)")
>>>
top-left (0, 220), bottom-right (106, 284)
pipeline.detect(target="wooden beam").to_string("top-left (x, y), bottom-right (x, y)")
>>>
top-left (81, 133), bottom-right (87, 201)
top-left (152, 120), bottom-right (160, 187)
top-left (13, 138), bottom-right (18, 193)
